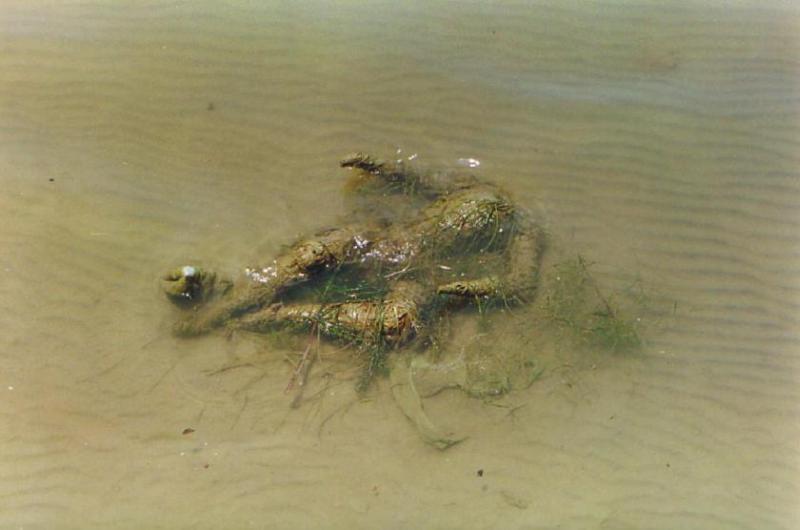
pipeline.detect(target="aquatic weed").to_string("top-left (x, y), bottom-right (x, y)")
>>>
top-left (540, 255), bottom-right (643, 354)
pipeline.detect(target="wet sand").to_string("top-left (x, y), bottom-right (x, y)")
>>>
top-left (1, 1), bottom-right (799, 528)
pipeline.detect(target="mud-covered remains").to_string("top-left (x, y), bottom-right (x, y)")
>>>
top-left (161, 153), bottom-right (545, 381)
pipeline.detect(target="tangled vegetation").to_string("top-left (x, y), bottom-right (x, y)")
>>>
top-left (540, 255), bottom-right (642, 354)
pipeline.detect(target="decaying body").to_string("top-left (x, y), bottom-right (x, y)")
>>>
top-left (162, 153), bottom-right (544, 356)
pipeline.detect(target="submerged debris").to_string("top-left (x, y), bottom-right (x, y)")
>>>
top-left (162, 153), bottom-right (545, 394)
top-left (159, 153), bottom-right (653, 447)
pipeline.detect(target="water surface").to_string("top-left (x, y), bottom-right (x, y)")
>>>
top-left (1, 1), bottom-right (799, 528)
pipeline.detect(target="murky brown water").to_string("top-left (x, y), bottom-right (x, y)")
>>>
top-left (2, 1), bottom-right (799, 528)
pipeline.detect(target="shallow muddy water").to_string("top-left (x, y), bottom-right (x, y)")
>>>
top-left (1, 1), bottom-right (799, 528)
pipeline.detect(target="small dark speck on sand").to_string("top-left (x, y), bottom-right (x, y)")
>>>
top-left (48, 178), bottom-right (55, 182)
top-left (477, 469), bottom-right (484, 477)
top-left (207, 102), bottom-right (215, 111)
top-left (182, 428), bottom-right (195, 435)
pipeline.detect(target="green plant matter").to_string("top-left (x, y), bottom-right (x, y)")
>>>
top-left (540, 255), bottom-right (642, 354)
top-left (356, 344), bottom-right (390, 394)
top-left (586, 300), bottom-right (642, 352)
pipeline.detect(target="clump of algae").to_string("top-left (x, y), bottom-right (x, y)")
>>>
top-left (539, 255), bottom-right (642, 354)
